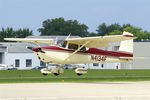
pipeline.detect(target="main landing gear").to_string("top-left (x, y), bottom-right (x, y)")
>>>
top-left (40, 64), bottom-right (88, 76)
top-left (40, 64), bottom-right (64, 76)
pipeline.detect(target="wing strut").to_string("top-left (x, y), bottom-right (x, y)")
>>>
top-left (64, 41), bottom-right (90, 62)
top-left (66, 33), bottom-right (71, 40)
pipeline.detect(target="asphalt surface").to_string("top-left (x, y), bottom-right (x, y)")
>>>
top-left (0, 82), bottom-right (150, 100)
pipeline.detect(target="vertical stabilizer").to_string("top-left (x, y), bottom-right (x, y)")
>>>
top-left (119, 31), bottom-right (133, 53)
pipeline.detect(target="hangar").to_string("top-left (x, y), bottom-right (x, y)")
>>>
top-left (0, 35), bottom-right (150, 69)
top-left (133, 42), bottom-right (150, 69)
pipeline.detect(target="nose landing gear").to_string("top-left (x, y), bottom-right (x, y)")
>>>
top-left (40, 64), bottom-right (64, 76)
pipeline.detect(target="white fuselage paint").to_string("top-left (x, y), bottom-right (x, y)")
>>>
top-left (35, 50), bottom-right (128, 64)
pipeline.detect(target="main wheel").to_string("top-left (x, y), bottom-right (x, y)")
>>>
top-left (42, 73), bottom-right (48, 76)
top-left (77, 73), bottom-right (83, 76)
top-left (53, 73), bottom-right (60, 76)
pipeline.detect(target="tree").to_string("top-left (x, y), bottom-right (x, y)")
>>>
top-left (109, 30), bottom-right (122, 35)
top-left (122, 24), bottom-right (132, 30)
top-left (96, 22), bottom-right (150, 41)
top-left (88, 32), bottom-right (98, 37)
top-left (96, 23), bottom-right (121, 36)
top-left (0, 27), bottom-right (33, 42)
top-left (15, 28), bottom-right (33, 38)
top-left (38, 17), bottom-right (89, 37)
top-left (108, 23), bottom-right (122, 33)
top-left (96, 23), bottom-right (108, 36)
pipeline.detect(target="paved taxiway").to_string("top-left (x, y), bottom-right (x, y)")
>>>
top-left (0, 82), bottom-right (150, 100)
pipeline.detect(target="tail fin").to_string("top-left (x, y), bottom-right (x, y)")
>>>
top-left (119, 31), bottom-right (134, 53)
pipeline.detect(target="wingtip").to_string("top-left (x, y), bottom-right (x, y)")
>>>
top-left (4, 38), bottom-right (17, 41)
top-left (4, 38), bottom-right (11, 41)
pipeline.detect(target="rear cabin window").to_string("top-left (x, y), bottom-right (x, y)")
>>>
top-left (68, 43), bottom-right (78, 50)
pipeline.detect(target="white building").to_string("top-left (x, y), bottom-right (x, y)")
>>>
top-left (0, 42), bottom-right (42, 70)
top-left (133, 42), bottom-right (150, 69)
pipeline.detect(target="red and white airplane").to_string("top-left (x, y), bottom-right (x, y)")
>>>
top-left (5, 31), bottom-right (135, 76)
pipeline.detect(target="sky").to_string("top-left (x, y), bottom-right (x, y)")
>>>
top-left (0, 0), bottom-right (150, 35)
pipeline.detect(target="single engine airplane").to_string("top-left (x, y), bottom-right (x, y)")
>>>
top-left (4, 31), bottom-right (135, 76)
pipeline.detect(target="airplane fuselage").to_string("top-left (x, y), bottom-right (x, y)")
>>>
top-left (33, 46), bottom-right (133, 64)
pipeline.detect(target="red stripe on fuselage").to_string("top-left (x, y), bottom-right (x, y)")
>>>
top-left (37, 46), bottom-right (133, 57)
top-left (88, 48), bottom-right (132, 57)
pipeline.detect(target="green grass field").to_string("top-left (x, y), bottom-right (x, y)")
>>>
top-left (0, 69), bottom-right (150, 83)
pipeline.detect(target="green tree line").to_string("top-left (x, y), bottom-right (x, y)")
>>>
top-left (1, 17), bottom-right (150, 41)
top-left (96, 23), bottom-right (150, 41)
top-left (0, 28), bottom-right (33, 42)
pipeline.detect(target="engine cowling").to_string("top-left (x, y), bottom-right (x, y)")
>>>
top-left (75, 68), bottom-right (88, 76)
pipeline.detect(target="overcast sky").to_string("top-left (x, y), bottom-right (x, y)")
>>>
top-left (0, 0), bottom-right (150, 35)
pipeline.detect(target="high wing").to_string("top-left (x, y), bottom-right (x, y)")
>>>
top-left (4, 38), bottom-right (53, 45)
top-left (66, 31), bottom-right (136, 48)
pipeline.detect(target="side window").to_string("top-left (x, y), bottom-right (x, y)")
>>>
top-left (93, 63), bottom-right (99, 67)
top-left (113, 46), bottom-right (120, 51)
top-left (26, 59), bottom-right (32, 67)
top-left (15, 59), bottom-right (20, 67)
top-left (40, 61), bottom-right (46, 67)
top-left (101, 64), bottom-right (104, 68)
top-left (68, 43), bottom-right (78, 50)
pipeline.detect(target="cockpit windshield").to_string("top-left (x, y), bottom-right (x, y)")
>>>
top-left (59, 41), bottom-right (67, 48)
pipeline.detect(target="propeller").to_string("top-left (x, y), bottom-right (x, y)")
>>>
top-left (26, 46), bottom-right (33, 50)
top-left (37, 48), bottom-right (45, 53)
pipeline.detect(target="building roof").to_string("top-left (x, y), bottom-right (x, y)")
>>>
top-left (0, 42), bottom-right (36, 53)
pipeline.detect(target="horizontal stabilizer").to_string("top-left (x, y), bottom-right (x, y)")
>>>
top-left (120, 57), bottom-right (147, 60)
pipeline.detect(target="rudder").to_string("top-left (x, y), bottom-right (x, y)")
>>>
top-left (119, 31), bottom-right (133, 53)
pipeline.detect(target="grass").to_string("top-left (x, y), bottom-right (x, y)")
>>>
top-left (0, 69), bottom-right (150, 83)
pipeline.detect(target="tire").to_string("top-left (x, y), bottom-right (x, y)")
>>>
top-left (77, 73), bottom-right (83, 76)
top-left (53, 73), bottom-right (59, 76)
top-left (42, 73), bottom-right (48, 76)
